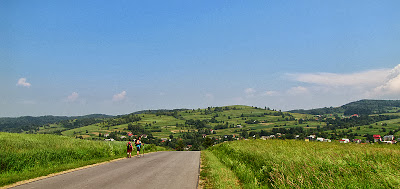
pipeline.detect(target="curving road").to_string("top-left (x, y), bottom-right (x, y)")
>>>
top-left (12, 151), bottom-right (200, 189)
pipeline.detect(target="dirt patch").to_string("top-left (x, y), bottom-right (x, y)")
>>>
top-left (259, 122), bottom-right (274, 126)
top-left (81, 135), bottom-right (91, 139)
top-left (171, 130), bottom-right (185, 133)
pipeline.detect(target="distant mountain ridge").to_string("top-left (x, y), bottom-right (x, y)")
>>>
top-left (130, 109), bottom-right (191, 115)
top-left (3, 99), bottom-right (400, 133)
top-left (289, 99), bottom-right (400, 115)
top-left (0, 114), bottom-right (113, 133)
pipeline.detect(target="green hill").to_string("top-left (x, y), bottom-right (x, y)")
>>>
top-left (0, 114), bottom-right (113, 133)
top-left (289, 99), bottom-right (400, 115)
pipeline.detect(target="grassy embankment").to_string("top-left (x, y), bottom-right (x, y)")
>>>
top-left (202, 140), bottom-right (400, 188)
top-left (0, 132), bottom-right (166, 187)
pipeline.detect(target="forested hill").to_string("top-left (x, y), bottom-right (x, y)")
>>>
top-left (289, 99), bottom-right (400, 115)
top-left (0, 114), bottom-right (113, 133)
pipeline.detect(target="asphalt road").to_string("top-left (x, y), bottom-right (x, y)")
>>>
top-left (12, 151), bottom-right (201, 189)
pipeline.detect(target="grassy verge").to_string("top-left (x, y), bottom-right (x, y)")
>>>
top-left (206, 140), bottom-right (400, 188)
top-left (200, 151), bottom-right (241, 189)
top-left (0, 132), bottom-right (166, 187)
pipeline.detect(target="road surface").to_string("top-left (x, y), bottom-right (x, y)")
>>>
top-left (12, 151), bottom-right (200, 189)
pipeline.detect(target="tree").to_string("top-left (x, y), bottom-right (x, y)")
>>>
top-left (203, 137), bottom-right (214, 149)
top-left (176, 140), bottom-right (185, 151)
top-left (241, 130), bottom-right (249, 138)
top-left (169, 134), bottom-right (174, 139)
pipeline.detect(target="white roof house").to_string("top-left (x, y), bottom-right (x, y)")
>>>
top-left (339, 138), bottom-right (350, 143)
top-left (316, 137), bottom-right (324, 142)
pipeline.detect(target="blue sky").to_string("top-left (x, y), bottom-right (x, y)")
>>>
top-left (1, 0), bottom-right (400, 117)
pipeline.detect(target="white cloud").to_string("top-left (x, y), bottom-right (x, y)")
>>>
top-left (244, 88), bottom-right (256, 97)
top-left (262, 90), bottom-right (279, 96)
top-left (287, 64), bottom-right (400, 99)
top-left (16, 78), bottom-right (31, 87)
top-left (287, 86), bottom-right (309, 95)
top-left (67, 92), bottom-right (79, 102)
top-left (288, 69), bottom-right (390, 87)
top-left (245, 88), bottom-right (256, 94)
top-left (112, 91), bottom-right (127, 102)
top-left (371, 64), bottom-right (400, 98)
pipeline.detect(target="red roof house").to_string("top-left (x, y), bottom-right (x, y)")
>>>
top-left (373, 135), bottom-right (381, 142)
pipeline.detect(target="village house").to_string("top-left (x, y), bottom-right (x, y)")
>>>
top-left (373, 135), bottom-right (382, 142)
top-left (323, 139), bottom-right (331, 142)
top-left (307, 135), bottom-right (316, 141)
top-left (202, 134), bottom-right (207, 138)
top-left (269, 135), bottom-right (276, 139)
top-left (104, 133), bottom-right (109, 137)
top-left (120, 136), bottom-right (126, 139)
top-left (236, 125), bottom-right (243, 128)
top-left (104, 138), bottom-right (114, 141)
top-left (316, 137), bottom-right (324, 142)
top-left (161, 138), bottom-right (168, 142)
top-left (339, 138), bottom-right (350, 143)
top-left (353, 139), bottom-right (362, 143)
top-left (383, 135), bottom-right (394, 141)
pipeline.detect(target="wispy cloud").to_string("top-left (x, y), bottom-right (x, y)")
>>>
top-left (67, 92), bottom-right (79, 102)
top-left (16, 78), bottom-right (31, 87)
top-left (244, 88), bottom-right (256, 97)
top-left (287, 86), bottom-right (309, 95)
top-left (112, 91), bottom-right (127, 102)
top-left (287, 64), bottom-right (400, 99)
top-left (262, 90), bottom-right (279, 96)
top-left (287, 69), bottom-right (390, 87)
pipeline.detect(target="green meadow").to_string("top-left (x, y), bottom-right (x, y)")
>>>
top-left (0, 132), bottom-right (166, 187)
top-left (202, 140), bottom-right (400, 188)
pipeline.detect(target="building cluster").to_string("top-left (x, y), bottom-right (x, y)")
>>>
top-left (104, 132), bottom-right (147, 141)
top-left (303, 134), bottom-right (397, 144)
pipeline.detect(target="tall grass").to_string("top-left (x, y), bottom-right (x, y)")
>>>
top-left (206, 140), bottom-right (400, 188)
top-left (0, 132), bottom-right (165, 186)
top-left (200, 151), bottom-right (241, 189)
